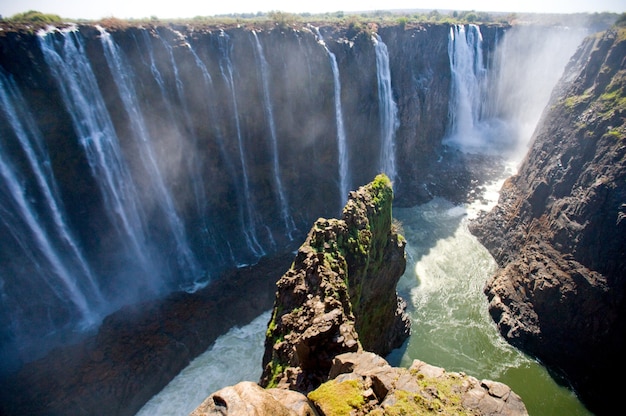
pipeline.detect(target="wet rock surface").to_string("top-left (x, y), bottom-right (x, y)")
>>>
top-left (470, 26), bottom-right (626, 414)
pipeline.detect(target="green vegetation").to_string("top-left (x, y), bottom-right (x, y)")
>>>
top-left (4, 10), bottom-right (62, 23)
top-left (265, 358), bottom-right (285, 389)
top-left (308, 378), bottom-right (366, 415)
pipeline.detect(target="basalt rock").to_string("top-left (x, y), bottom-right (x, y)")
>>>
top-left (193, 351), bottom-right (528, 416)
top-left (259, 174), bottom-right (410, 392)
top-left (469, 26), bottom-right (626, 414)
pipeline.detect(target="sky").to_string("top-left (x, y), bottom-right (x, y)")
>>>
top-left (0, 0), bottom-right (624, 20)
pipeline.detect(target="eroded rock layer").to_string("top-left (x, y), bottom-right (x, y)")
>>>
top-left (259, 174), bottom-right (410, 392)
top-left (470, 26), bottom-right (626, 414)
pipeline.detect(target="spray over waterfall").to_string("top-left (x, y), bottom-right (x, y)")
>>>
top-left (0, 23), bottom-right (587, 373)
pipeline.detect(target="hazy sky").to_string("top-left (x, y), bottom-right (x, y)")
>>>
top-left (0, 0), bottom-right (624, 20)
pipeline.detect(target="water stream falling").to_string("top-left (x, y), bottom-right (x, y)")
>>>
top-left (157, 28), bottom-right (209, 226)
top-left (0, 69), bottom-right (104, 315)
top-left (313, 26), bottom-right (350, 208)
top-left (445, 24), bottom-right (489, 151)
top-left (134, 23), bottom-right (593, 416)
top-left (217, 31), bottom-right (265, 259)
top-left (38, 27), bottom-right (160, 293)
top-left (98, 26), bottom-right (205, 291)
top-left (251, 31), bottom-right (296, 239)
top-left (0, 71), bottom-right (102, 331)
top-left (372, 33), bottom-right (399, 184)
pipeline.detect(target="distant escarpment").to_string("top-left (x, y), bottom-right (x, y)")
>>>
top-left (192, 175), bottom-right (527, 415)
top-left (470, 26), bottom-right (626, 414)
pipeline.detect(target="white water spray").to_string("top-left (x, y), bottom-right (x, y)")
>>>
top-left (313, 26), bottom-right (351, 208)
top-left (98, 27), bottom-right (204, 290)
top-left (252, 31), bottom-right (296, 239)
top-left (38, 27), bottom-right (159, 288)
top-left (0, 70), bottom-right (104, 319)
top-left (217, 31), bottom-right (265, 259)
top-left (445, 24), bottom-right (489, 151)
top-left (372, 33), bottom-right (399, 184)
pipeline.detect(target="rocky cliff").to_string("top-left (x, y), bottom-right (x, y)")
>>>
top-left (191, 175), bottom-right (527, 416)
top-left (258, 174), bottom-right (409, 392)
top-left (469, 25), bottom-right (626, 414)
top-left (0, 22), bottom-right (507, 370)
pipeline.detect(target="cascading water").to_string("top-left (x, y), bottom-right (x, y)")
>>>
top-left (38, 27), bottom-right (160, 290)
top-left (97, 26), bottom-right (205, 290)
top-left (141, 23), bottom-right (593, 416)
top-left (372, 33), bottom-right (399, 184)
top-left (0, 69), bottom-right (103, 337)
top-left (312, 26), bottom-right (350, 208)
top-left (0, 22), bottom-right (597, 415)
top-left (156, 28), bottom-right (208, 226)
top-left (445, 23), bottom-right (587, 159)
top-left (251, 31), bottom-right (296, 239)
top-left (217, 30), bottom-right (266, 259)
top-left (445, 24), bottom-right (489, 151)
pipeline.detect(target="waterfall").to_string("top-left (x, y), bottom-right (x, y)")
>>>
top-left (446, 24), bottom-right (586, 158)
top-left (38, 27), bottom-right (160, 288)
top-left (157, 28), bottom-right (208, 225)
top-left (217, 31), bottom-right (265, 259)
top-left (251, 31), bottom-right (296, 239)
top-left (446, 24), bottom-right (489, 150)
top-left (372, 33), bottom-right (399, 184)
top-left (313, 26), bottom-right (351, 208)
top-left (0, 69), bottom-right (102, 330)
top-left (97, 27), bottom-right (206, 290)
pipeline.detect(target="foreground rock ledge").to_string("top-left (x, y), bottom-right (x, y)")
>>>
top-left (192, 352), bottom-right (527, 416)
top-left (191, 175), bottom-right (527, 415)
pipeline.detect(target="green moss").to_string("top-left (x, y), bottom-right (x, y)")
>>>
top-left (381, 386), bottom-right (469, 416)
top-left (563, 89), bottom-right (593, 110)
top-left (308, 379), bottom-right (366, 416)
top-left (265, 358), bottom-right (285, 389)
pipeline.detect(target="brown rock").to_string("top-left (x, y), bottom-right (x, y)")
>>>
top-left (190, 381), bottom-right (316, 416)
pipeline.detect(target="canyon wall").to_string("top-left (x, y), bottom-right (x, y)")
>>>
top-left (0, 22), bottom-right (505, 367)
top-left (470, 25), bottom-right (626, 414)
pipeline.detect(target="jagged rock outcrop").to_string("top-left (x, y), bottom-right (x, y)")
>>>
top-left (192, 175), bottom-right (527, 416)
top-left (259, 174), bottom-right (410, 392)
top-left (195, 351), bottom-right (528, 416)
top-left (469, 25), bottom-right (626, 414)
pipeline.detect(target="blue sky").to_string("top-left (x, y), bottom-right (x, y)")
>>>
top-left (0, 0), bottom-right (624, 20)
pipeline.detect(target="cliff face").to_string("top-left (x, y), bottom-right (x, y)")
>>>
top-left (0, 23), bottom-right (505, 366)
top-left (469, 26), bottom-right (626, 414)
top-left (259, 174), bottom-right (409, 392)
top-left (192, 175), bottom-right (527, 416)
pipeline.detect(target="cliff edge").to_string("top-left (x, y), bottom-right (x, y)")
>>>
top-left (259, 174), bottom-right (410, 392)
top-left (470, 25), bottom-right (626, 414)
top-left (191, 175), bottom-right (528, 416)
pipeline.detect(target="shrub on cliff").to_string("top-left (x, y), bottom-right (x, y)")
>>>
top-left (6, 10), bottom-right (62, 23)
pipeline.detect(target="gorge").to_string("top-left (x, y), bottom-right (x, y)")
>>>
top-left (0, 13), bottom-right (621, 416)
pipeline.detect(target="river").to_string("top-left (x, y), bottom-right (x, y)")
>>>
top-left (137, 171), bottom-right (592, 415)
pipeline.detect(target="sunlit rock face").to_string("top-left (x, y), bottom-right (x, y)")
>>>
top-left (470, 26), bottom-right (626, 415)
top-left (259, 174), bottom-right (409, 392)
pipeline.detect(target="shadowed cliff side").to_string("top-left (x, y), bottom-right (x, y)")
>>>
top-left (470, 25), bottom-right (626, 414)
top-left (258, 174), bottom-right (410, 392)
